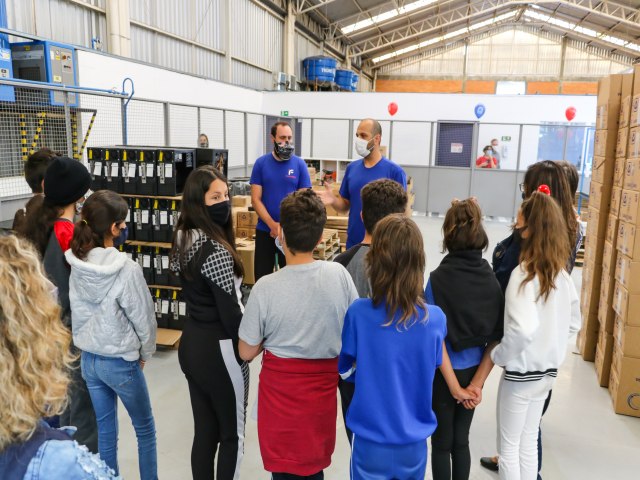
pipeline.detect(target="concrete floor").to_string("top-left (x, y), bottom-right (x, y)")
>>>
top-left (117, 215), bottom-right (640, 479)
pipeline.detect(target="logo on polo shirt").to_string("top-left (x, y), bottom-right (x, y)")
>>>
top-left (286, 169), bottom-right (296, 179)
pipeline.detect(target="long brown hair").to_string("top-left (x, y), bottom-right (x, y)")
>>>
top-left (442, 198), bottom-right (488, 253)
top-left (523, 160), bottom-right (577, 251)
top-left (367, 214), bottom-right (427, 329)
top-left (519, 192), bottom-right (571, 300)
top-left (17, 198), bottom-right (64, 256)
top-left (171, 166), bottom-right (243, 277)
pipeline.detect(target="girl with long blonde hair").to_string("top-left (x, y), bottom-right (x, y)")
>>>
top-left (0, 234), bottom-right (117, 479)
top-left (339, 214), bottom-right (447, 480)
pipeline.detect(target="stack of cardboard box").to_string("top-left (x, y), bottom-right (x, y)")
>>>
top-left (579, 73), bottom-right (624, 363)
top-left (609, 70), bottom-right (640, 416)
top-left (582, 71), bottom-right (640, 417)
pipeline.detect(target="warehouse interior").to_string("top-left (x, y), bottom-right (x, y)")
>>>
top-left (0, 1), bottom-right (639, 479)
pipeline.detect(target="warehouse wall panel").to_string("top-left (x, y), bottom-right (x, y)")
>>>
top-left (376, 80), bottom-right (463, 93)
top-left (561, 81), bottom-right (598, 95)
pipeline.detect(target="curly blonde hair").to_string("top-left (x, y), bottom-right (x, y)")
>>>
top-left (0, 234), bottom-right (75, 450)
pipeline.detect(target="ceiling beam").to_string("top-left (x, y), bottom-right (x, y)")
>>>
top-left (295, 0), bottom-right (340, 15)
top-left (350, 0), bottom-right (640, 59)
top-left (372, 20), bottom-right (638, 71)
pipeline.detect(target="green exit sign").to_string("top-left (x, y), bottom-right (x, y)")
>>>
top-left (501, 136), bottom-right (511, 141)
top-left (281, 110), bottom-right (289, 117)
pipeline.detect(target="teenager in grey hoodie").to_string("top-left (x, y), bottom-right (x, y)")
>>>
top-left (65, 190), bottom-right (157, 480)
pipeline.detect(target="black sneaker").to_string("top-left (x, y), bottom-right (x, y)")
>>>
top-left (480, 456), bottom-right (499, 472)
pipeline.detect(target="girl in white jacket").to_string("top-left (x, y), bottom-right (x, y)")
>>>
top-left (66, 190), bottom-right (157, 480)
top-left (490, 191), bottom-right (580, 480)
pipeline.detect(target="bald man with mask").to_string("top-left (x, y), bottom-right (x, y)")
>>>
top-left (318, 118), bottom-right (407, 248)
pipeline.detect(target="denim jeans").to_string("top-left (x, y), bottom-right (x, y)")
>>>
top-left (81, 351), bottom-right (157, 480)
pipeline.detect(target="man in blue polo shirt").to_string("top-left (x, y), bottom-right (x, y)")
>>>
top-left (250, 121), bottom-right (311, 281)
top-left (318, 118), bottom-right (407, 249)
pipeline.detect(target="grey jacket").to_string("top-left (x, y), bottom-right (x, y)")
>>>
top-left (65, 247), bottom-right (156, 361)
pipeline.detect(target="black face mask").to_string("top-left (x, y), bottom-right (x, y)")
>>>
top-left (207, 201), bottom-right (230, 226)
top-left (274, 141), bottom-right (294, 161)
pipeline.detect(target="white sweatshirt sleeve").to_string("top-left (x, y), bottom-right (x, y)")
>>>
top-left (491, 267), bottom-right (540, 367)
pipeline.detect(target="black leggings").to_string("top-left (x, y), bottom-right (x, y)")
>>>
top-left (431, 366), bottom-right (478, 480)
top-left (179, 321), bottom-right (249, 480)
top-left (338, 378), bottom-right (356, 444)
top-left (255, 229), bottom-right (286, 281)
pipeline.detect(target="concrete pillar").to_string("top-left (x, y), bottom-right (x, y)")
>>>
top-left (283, 1), bottom-right (296, 75)
top-left (106, 0), bottom-right (131, 57)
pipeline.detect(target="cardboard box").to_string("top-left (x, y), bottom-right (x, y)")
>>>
top-left (231, 195), bottom-right (252, 208)
top-left (623, 158), bottom-right (640, 191)
top-left (612, 280), bottom-right (640, 327)
top-left (231, 206), bottom-right (248, 229)
top-left (598, 273), bottom-right (616, 334)
top-left (608, 347), bottom-right (640, 417)
top-left (586, 206), bottom-right (608, 241)
top-left (235, 228), bottom-right (255, 239)
top-left (578, 324), bottom-right (599, 361)
top-left (236, 239), bottom-right (255, 285)
top-left (619, 95), bottom-right (632, 128)
top-left (616, 127), bottom-right (630, 157)
top-left (605, 214), bottom-right (619, 246)
top-left (610, 186), bottom-right (623, 216)
top-left (589, 180), bottom-right (612, 211)
top-left (628, 127), bottom-right (640, 158)
top-left (595, 331), bottom-right (614, 387)
top-left (596, 103), bottom-right (620, 130)
top-left (615, 253), bottom-right (640, 293)
top-left (623, 71), bottom-right (635, 98)
top-left (237, 210), bottom-right (258, 228)
top-left (598, 74), bottom-right (623, 105)
top-left (619, 189), bottom-right (640, 224)
top-left (602, 240), bottom-right (617, 280)
top-left (594, 129), bottom-right (618, 158)
top-left (613, 314), bottom-right (640, 359)
top-left (616, 221), bottom-right (640, 259)
top-left (613, 157), bottom-right (626, 187)
top-left (591, 155), bottom-right (615, 184)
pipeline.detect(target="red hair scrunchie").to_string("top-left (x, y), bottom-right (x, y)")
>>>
top-left (537, 184), bottom-right (551, 196)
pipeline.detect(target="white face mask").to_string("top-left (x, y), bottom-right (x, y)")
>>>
top-left (354, 137), bottom-right (373, 158)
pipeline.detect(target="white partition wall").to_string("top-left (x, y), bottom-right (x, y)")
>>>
top-left (199, 109), bottom-right (225, 148)
top-left (312, 119), bottom-right (350, 159)
top-left (225, 111), bottom-right (246, 171)
top-left (391, 122), bottom-right (431, 166)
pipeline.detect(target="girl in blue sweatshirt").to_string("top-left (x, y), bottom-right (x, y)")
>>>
top-left (339, 214), bottom-right (447, 480)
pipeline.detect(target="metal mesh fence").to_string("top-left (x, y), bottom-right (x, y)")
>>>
top-left (126, 99), bottom-right (166, 146)
top-left (0, 81), bottom-right (127, 199)
top-left (169, 104), bottom-right (198, 147)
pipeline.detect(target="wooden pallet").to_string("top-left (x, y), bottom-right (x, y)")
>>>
top-left (313, 229), bottom-right (341, 260)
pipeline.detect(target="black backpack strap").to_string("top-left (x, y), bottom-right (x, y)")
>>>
top-left (0, 422), bottom-right (71, 480)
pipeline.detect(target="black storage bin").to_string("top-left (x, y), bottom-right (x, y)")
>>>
top-left (152, 289), bottom-right (170, 329)
top-left (87, 147), bottom-right (104, 191)
top-left (169, 291), bottom-right (187, 330)
top-left (103, 148), bottom-right (123, 193)
top-left (153, 247), bottom-right (170, 286)
top-left (157, 148), bottom-right (195, 196)
top-left (136, 148), bottom-right (157, 196)
top-left (134, 246), bottom-right (154, 284)
top-left (121, 148), bottom-right (138, 195)
top-left (124, 197), bottom-right (135, 241)
top-left (152, 199), bottom-right (172, 244)
top-left (133, 198), bottom-right (153, 242)
top-left (196, 148), bottom-right (228, 177)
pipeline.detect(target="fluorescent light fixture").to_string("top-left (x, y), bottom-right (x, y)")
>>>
top-left (341, 0), bottom-right (438, 35)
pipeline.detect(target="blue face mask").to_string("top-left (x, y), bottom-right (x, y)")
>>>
top-left (114, 225), bottom-right (129, 247)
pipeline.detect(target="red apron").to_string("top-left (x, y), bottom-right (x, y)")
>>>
top-left (258, 350), bottom-right (339, 476)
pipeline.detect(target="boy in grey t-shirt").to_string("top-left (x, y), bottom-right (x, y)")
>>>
top-left (238, 189), bottom-right (357, 480)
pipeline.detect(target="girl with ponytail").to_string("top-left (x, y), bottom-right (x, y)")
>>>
top-left (66, 190), bottom-right (158, 480)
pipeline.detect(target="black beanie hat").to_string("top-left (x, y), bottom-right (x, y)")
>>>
top-left (44, 156), bottom-right (92, 206)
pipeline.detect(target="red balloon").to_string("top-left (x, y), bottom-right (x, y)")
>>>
top-left (388, 102), bottom-right (398, 116)
top-left (565, 106), bottom-right (576, 121)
